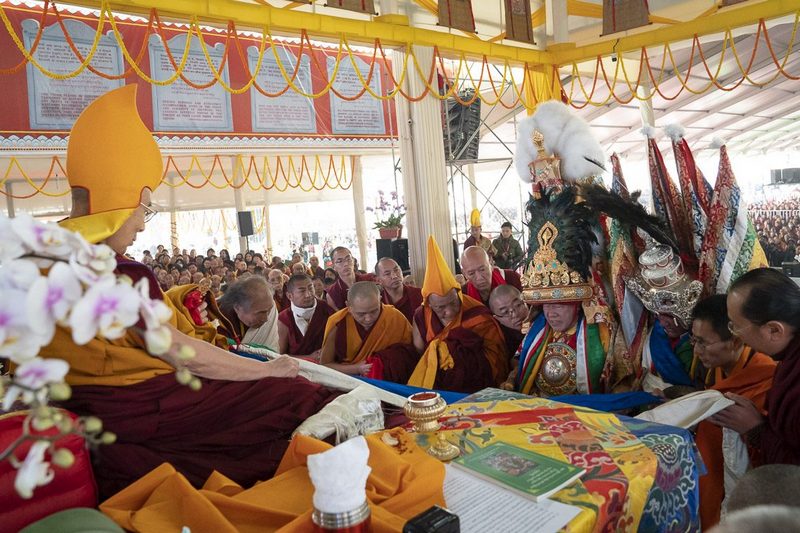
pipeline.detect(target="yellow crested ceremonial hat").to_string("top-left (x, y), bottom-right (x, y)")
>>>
top-left (60, 84), bottom-right (163, 243)
top-left (421, 236), bottom-right (460, 300)
top-left (469, 208), bottom-right (481, 228)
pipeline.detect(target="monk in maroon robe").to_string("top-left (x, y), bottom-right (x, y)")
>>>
top-left (326, 246), bottom-right (376, 310)
top-left (460, 246), bottom-right (522, 306)
top-left (713, 268), bottom-right (800, 465)
top-left (407, 237), bottom-right (509, 393)
top-left (268, 268), bottom-right (290, 312)
top-left (278, 274), bottom-right (334, 358)
top-left (320, 282), bottom-right (418, 382)
top-left (375, 257), bottom-right (423, 323)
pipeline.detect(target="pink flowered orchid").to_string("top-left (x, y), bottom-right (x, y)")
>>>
top-left (135, 278), bottom-right (173, 355)
top-left (1, 214), bottom-right (193, 499)
top-left (0, 217), bottom-right (25, 262)
top-left (10, 213), bottom-right (74, 258)
top-left (69, 241), bottom-right (117, 285)
top-left (0, 290), bottom-right (49, 362)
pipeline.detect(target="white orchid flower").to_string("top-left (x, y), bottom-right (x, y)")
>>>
top-left (0, 259), bottom-right (42, 291)
top-left (0, 290), bottom-right (48, 363)
top-left (135, 278), bottom-right (173, 328)
top-left (133, 278), bottom-right (173, 355)
top-left (144, 325), bottom-right (172, 356)
top-left (10, 213), bottom-right (75, 258)
top-left (2, 357), bottom-right (69, 411)
top-left (69, 241), bottom-right (117, 285)
top-left (0, 216), bottom-right (26, 262)
top-left (69, 279), bottom-right (141, 345)
top-left (26, 262), bottom-right (83, 341)
top-left (14, 441), bottom-right (54, 500)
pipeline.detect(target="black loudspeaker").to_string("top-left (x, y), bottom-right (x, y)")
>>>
top-left (784, 168), bottom-right (800, 184)
top-left (443, 88), bottom-right (481, 162)
top-left (237, 211), bottom-right (254, 237)
top-left (376, 238), bottom-right (393, 262)
top-left (391, 238), bottom-right (410, 274)
top-left (376, 238), bottom-right (411, 275)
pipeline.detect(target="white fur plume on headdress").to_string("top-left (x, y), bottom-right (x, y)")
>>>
top-left (664, 123), bottom-right (686, 142)
top-left (710, 137), bottom-right (726, 150)
top-left (514, 101), bottom-right (606, 183)
top-left (640, 125), bottom-right (658, 139)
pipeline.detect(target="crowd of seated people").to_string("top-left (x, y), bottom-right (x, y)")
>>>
top-left (749, 198), bottom-right (800, 266)
top-left (140, 245), bottom-right (338, 298)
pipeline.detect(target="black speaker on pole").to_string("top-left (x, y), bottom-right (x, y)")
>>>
top-left (237, 211), bottom-right (255, 237)
top-left (391, 238), bottom-right (410, 274)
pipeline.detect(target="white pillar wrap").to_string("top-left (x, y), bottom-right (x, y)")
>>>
top-left (392, 45), bottom-right (454, 286)
top-left (351, 155), bottom-right (370, 272)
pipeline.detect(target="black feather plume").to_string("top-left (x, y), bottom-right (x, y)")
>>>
top-left (577, 183), bottom-right (677, 250)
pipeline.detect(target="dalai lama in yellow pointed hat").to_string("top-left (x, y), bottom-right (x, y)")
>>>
top-left (421, 235), bottom-right (461, 301)
top-left (60, 84), bottom-right (163, 243)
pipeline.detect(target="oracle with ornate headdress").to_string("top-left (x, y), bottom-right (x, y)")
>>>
top-left (512, 186), bottom-right (614, 397)
top-left (512, 101), bottom-right (688, 398)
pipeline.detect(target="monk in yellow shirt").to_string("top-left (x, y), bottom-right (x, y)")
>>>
top-left (320, 281), bottom-right (419, 383)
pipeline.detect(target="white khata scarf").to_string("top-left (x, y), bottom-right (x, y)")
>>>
top-left (291, 300), bottom-right (317, 336)
top-left (241, 305), bottom-right (279, 351)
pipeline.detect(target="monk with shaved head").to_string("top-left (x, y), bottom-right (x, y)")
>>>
top-left (460, 245), bottom-right (522, 306)
top-left (375, 257), bottom-right (422, 323)
top-left (277, 274), bottom-right (334, 359)
top-left (320, 281), bottom-right (418, 381)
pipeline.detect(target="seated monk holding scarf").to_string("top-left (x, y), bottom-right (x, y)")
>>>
top-left (45, 86), bottom-right (339, 500)
top-left (407, 237), bottom-right (508, 393)
top-left (320, 281), bottom-right (418, 382)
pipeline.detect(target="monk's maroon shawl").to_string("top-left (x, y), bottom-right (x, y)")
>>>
top-left (761, 334), bottom-right (800, 464)
top-left (62, 374), bottom-right (338, 500)
top-left (381, 285), bottom-right (423, 323)
top-left (412, 306), bottom-right (496, 393)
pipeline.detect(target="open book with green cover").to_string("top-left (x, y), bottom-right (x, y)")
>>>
top-left (451, 442), bottom-right (585, 501)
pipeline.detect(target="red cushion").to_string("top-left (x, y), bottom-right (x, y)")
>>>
top-left (0, 410), bottom-right (98, 532)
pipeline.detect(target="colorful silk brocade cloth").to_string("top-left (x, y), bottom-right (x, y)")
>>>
top-left (411, 395), bottom-right (701, 533)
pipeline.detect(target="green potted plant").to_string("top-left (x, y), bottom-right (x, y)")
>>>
top-left (369, 191), bottom-right (405, 240)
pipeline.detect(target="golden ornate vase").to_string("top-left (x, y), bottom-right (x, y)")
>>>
top-left (403, 392), bottom-right (445, 433)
